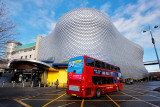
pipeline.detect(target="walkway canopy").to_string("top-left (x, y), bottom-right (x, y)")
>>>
top-left (9, 59), bottom-right (58, 72)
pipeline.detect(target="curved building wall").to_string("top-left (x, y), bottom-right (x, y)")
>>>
top-left (39, 8), bottom-right (148, 79)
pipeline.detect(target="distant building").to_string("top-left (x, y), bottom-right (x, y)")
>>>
top-left (11, 42), bottom-right (36, 60)
top-left (4, 41), bottom-right (22, 61)
top-left (0, 35), bottom-right (43, 67)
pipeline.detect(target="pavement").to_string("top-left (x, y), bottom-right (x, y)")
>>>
top-left (0, 81), bottom-right (160, 107)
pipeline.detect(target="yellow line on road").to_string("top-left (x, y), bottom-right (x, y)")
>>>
top-left (120, 92), bottom-right (159, 107)
top-left (106, 95), bottom-right (120, 107)
top-left (42, 93), bottom-right (66, 107)
top-left (14, 99), bottom-right (31, 107)
top-left (23, 99), bottom-right (52, 100)
top-left (80, 99), bottom-right (84, 107)
top-left (21, 95), bottom-right (37, 100)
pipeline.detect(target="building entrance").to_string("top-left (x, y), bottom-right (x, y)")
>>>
top-left (12, 69), bottom-right (43, 84)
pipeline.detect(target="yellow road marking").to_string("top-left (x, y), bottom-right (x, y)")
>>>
top-left (120, 92), bottom-right (159, 107)
top-left (23, 99), bottom-right (52, 100)
top-left (14, 99), bottom-right (31, 107)
top-left (42, 93), bottom-right (66, 107)
top-left (20, 99), bottom-right (160, 101)
top-left (21, 95), bottom-right (37, 100)
top-left (80, 99), bottom-right (84, 107)
top-left (106, 95), bottom-right (120, 107)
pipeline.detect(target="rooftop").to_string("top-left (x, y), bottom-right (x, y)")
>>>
top-left (17, 42), bottom-right (36, 50)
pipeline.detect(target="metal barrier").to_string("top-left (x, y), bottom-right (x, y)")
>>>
top-left (0, 81), bottom-right (67, 88)
top-left (44, 83), bottom-right (46, 88)
top-left (31, 81), bottom-right (33, 88)
top-left (39, 81), bottom-right (41, 87)
top-left (51, 82), bottom-right (53, 87)
top-left (22, 81), bottom-right (24, 87)
top-left (1, 81), bottom-right (5, 87)
top-left (48, 82), bottom-right (50, 87)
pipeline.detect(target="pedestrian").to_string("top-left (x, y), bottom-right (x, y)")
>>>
top-left (55, 79), bottom-right (59, 89)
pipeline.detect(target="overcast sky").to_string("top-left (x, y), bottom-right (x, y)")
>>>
top-left (4, 0), bottom-right (160, 70)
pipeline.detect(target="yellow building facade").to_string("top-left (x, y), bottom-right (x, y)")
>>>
top-left (41, 64), bottom-right (68, 88)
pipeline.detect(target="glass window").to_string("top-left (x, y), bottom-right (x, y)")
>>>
top-left (86, 57), bottom-right (95, 67)
top-left (106, 64), bottom-right (110, 70)
top-left (115, 67), bottom-right (118, 71)
top-left (113, 66), bottom-right (115, 71)
top-left (101, 62), bottom-right (105, 69)
top-left (110, 65), bottom-right (114, 70)
top-left (95, 60), bottom-right (101, 68)
top-left (117, 67), bottom-right (120, 72)
top-left (92, 76), bottom-right (113, 85)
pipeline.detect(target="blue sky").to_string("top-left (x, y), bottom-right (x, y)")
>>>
top-left (4, 0), bottom-right (160, 70)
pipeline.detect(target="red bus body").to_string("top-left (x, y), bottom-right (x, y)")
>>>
top-left (67, 55), bottom-right (123, 98)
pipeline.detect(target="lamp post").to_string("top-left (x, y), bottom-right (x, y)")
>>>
top-left (143, 25), bottom-right (160, 69)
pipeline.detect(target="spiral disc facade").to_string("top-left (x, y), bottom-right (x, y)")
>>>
top-left (38, 8), bottom-right (148, 79)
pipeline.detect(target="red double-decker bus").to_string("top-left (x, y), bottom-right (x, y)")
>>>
top-left (67, 55), bottom-right (122, 98)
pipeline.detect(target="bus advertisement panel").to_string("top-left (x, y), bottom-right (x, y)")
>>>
top-left (67, 55), bottom-right (123, 98)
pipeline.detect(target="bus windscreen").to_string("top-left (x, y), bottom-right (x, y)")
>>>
top-left (68, 56), bottom-right (83, 80)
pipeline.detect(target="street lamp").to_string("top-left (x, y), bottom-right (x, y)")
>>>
top-left (143, 25), bottom-right (160, 69)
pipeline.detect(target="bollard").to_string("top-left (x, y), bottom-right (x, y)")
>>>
top-left (13, 81), bottom-right (15, 88)
top-left (22, 81), bottom-right (25, 88)
top-left (31, 81), bottom-right (33, 88)
top-left (2, 81), bottom-right (5, 88)
top-left (51, 82), bottom-right (53, 87)
top-left (39, 81), bottom-right (41, 88)
top-left (48, 82), bottom-right (50, 87)
top-left (44, 83), bottom-right (46, 88)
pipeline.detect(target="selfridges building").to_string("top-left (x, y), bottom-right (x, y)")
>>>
top-left (39, 8), bottom-right (148, 79)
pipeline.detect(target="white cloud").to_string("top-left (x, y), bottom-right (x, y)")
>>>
top-left (100, 2), bottom-right (110, 16)
top-left (46, 20), bottom-right (56, 34)
top-left (51, 11), bottom-right (55, 18)
top-left (80, 1), bottom-right (88, 7)
top-left (24, 8), bottom-right (57, 34)
top-left (5, 0), bottom-right (23, 16)
top-left (110, 0), bottom-right (160, 48)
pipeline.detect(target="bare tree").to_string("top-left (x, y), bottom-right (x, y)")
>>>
top-left (0, 0), bottom-right (16, 60)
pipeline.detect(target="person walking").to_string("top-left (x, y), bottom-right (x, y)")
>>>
top-left (55, 79), bottom-right (59, 89)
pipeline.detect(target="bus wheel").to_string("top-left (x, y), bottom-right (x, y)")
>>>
top-left (116, 86), bottom-right (119, 92)
top-left (96, 88), bottom-right (101, 97)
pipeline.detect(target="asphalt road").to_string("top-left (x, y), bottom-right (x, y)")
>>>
top-left (0, 81), bottom-right (160, 107)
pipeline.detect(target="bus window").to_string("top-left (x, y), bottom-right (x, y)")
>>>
top-left (115, 67), bottom-right (117, 71)
top-left (95, 60), bottom-right (101, 68)
top-left (106, 64), bottom-right (110, 70)
top-left (106, 77), bottom-right (114, 84)
top-left (110, 65), bottom-right (114, 70)
top-left (92, 76), bottom-right (114, 85)
top-left (101, 62), bottom-right (105, 69)
top-left (86, 57), bottom-right (95, 67)
top-left (92, 76), bottom-right (102, 85)
top-left (102, 77), bottom-right (106, 84)
top-left (117, 67), bottom-right (120, 72)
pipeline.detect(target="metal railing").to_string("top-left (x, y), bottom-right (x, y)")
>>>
top-left (1, 81), bottom-right (67, 88)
